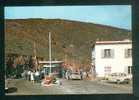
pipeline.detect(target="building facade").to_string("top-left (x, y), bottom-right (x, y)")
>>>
top-left (92, 40), bottom-right (132, 77)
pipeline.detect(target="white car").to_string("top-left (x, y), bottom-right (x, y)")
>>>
top-left (106, 73), bottom-right (130, 84)
top-left (70, 72), bottom-right (82, 80)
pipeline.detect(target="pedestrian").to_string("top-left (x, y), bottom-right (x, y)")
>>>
top-left (22, 70), bottom-right (25, 79)
top-left (24, 70), bottom-right (28, 80)
top-left (27, 70), bottom-right (31, 81)
top-left (62, 68), bottom-right (65, 79)
top-left (35, 70), bottom-right (40, 83)
top-left (30, 70), bottom-right (34, 83)
top-left (86, 71), bottom-right (89, 79)
top-left (40, 69), bottom-right (45, 80)
top-left (80, 69), bottom-right (83, 80)
top-left (66, 69), bottom-right (71, 80)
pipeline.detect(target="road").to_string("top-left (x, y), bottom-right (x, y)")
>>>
top-left (6, 78), bottom-right (132, 95)
top-left (61, 79), bottom-right (132, 94)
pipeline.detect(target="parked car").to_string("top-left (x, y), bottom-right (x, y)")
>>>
top-left (70, 72), bottom-right (82, 80)
top-left (106, 73), bottom-right (130, 84)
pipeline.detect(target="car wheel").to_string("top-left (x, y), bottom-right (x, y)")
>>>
top-left (126, 81), bottom-right (129, 84)
top-left (117, 80), bottom-right (120, 84)
top-left (105, 78), bottom-right (108, 80)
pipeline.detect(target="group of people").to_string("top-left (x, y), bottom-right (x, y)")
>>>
top-left (64, 68), bottom-right (84, 80)
top-left (24, 69), bottom-right (41, 83)
top-left (23, 69), bottom-right (62, 86)
top-left (65, 68), bottom-right (93, 80)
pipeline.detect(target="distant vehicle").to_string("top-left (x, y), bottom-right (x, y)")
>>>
top-left (70, 72), bottom-right (82, 80)
top-left (106, 73), bottom-right (130, 84)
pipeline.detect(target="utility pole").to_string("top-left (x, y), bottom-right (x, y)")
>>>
top-left (49, 32), bottom-right (52, 75)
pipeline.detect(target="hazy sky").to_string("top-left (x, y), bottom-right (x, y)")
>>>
top-left (5, 5), bottom-right (131, 30)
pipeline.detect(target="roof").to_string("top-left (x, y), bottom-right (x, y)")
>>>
top-left (95, 39), bottom-right (132, 45)
top-left (39, 61), bottom-right (64, 64)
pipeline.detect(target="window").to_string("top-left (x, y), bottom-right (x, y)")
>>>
top-left (128, 66), bottom-right (132, 74)
top-left (101, 49), bottom-right (114, 58)
top-left (104, 66), bottom-right (111, 74)
top-left (125, 48), bottom-right (132, 58)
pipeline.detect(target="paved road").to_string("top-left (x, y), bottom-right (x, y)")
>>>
top-left (6, 79), bottom-right (65, 95)
top-left (6, 78), bottom-right (132, 95)
top-left (60, 79), bottom-right (132, 94)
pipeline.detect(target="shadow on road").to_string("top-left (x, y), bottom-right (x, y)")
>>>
top-left (5, 87), bottom-right (18, 93)
top-left (106, 81), bottom-right (129, 84)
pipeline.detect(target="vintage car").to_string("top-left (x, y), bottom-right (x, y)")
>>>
top-left (70, 72), bottom-right (82, 80)
top-left (106, 73), bottom-right (130, 84)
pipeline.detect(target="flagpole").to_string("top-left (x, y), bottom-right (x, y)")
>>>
top-left (49, 32), bottom-right (52, 75)
top-left (34, 42), bottom-right (37, 58)
top-left (33, 41), bottom-right (37, 70)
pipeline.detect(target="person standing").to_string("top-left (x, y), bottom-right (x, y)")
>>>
top-left (80, 69), bottom-right (83, 80)
top-left (27, 70), bottom-right (31, 81)
top-left (66, 69), bottom-right (71, 80)
top-left (24, 70), bottom-right (28, 80)
top-left (86, 71), bottom-right (89, 79)
top-left (35, 70), bottom-right (40, 83)
top-left (65, 70), bottom-right (68, 80)
top-left (30, 70), bottom-right (34, 83)
top-left (62, 68), bottom-right (66, 79)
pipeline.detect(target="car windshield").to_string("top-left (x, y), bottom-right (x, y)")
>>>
top-left (72, 72), bottom-right (79, 75)
top-left (111, 73), bottom-right (117, 76)
top-left (111, 73), bottom-right (126, 77)
top-left (120, 73), bottom-right (126, 76)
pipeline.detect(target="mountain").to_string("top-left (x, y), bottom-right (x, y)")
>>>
top-left (5, 19), bottom-right (132, 67)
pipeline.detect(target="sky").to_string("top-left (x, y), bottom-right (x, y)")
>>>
top-left (5, 5), bottom-right (131, 30)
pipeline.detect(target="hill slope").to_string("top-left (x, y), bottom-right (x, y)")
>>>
top-left (5, 19), bottom-right (132, 66)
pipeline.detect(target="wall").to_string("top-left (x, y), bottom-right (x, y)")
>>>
top-left (92, 43), bottom-right (132, 77)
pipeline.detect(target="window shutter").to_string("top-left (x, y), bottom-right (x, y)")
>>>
top-left (111, 49), bottom-right (114, 58)
top-left (125, 49), bottom-right (127, 58)
top-left (101, 49), bottom-right (104, 58)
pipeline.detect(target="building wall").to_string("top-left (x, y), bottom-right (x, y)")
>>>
top-left (92, 43), bottom-right (132, 77)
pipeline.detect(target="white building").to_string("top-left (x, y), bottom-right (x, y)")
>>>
top-left (92, 39), bottom-right (132, 77)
